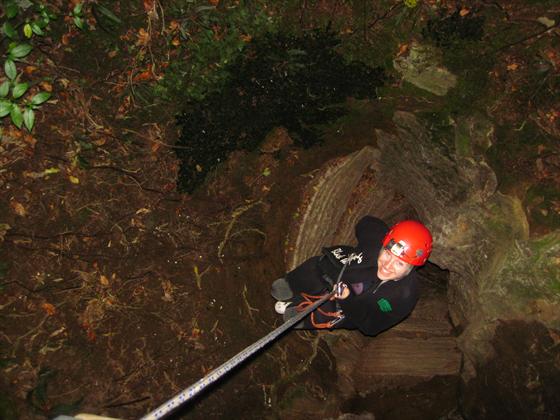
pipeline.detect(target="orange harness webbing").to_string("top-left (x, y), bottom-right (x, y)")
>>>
top-left (295, 292), bottom-right (344, 329)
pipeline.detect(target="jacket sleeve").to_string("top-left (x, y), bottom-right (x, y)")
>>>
top-left (355, 216), bottom-right (389, 251)
top-left (338, 284), bottom-right (417, 336)
top-left (286, 256), bottom-right (328, 295)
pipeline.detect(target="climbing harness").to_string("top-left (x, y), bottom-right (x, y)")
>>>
top-left (295, 292), bottom-right (345, 328)
top-left (140, 262), bottom-right (349, 420)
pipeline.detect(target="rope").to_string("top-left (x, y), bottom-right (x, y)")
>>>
top-left (140, 262), bottom-right (348, 420)
top-left (139, 290), bottom-right (332, 419)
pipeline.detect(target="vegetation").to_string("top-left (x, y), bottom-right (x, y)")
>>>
top-left (422, 8), bottom-right (485, 48)
top-left (156, 1), bottom-right (279, 102)
top-left (175, 29), bottom-right (386, 192)
top-left (0, 1), bottom-right (54, 131)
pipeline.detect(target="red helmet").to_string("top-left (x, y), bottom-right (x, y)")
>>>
top-left (382, 220), bottom-right (433, 266)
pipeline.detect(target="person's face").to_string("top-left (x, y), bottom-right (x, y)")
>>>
top-left (377, 248), bottom-right (413, 281)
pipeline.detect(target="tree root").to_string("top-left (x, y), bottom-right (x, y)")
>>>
top-left (267, 332), bottom-right (326, 408)
top-left (193, 264), bottom-right (210, 290)
top-left (11, 314), bottom-right (49, 357)
top-left (242, 283), bottom-right (259, 322)
top-left (214, 200), bottom-right (265, 262)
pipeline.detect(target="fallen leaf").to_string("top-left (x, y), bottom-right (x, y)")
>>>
top-left (23, 171), bottom-right (45, 179)
top-left (57, 78), bottom-right (70, 88)
top-left (143, 0), bottom-right (155, 12)
top-left (151, 141), bottom-right (161, 153)
top-left (171, 37), bottom-right (180, 46)
top-left (136, 28), bottom-right (151, 47)
top-left (507, 63), bottom-right (519, 71)
top-left (161, 279), bottom-right (175, 302)
top-left (23, 134), bottom-right (37, 148)
top-left (44, 167), bottom-right (60, 175)
top-left (169, 20), bottom-right (180, 31)
top-left (537, 16), bottom-right (555, 28)
top-left (24, 66), bottom-right (38, 75)
top-left (0, 224), bottom-right (11, 242)
top-left (10, 201), bottom-right (27, 217)
top-left (42, 302), bottom-right (56, 316)
top-left (100, 275), bottom-right (109, 286)
top-left (191, 327), bottom-right (201, 339)
top-left (82, 322), bottom-right (96, 342)
top-left (38, 81), bottom-right (53, 93)
top-left (117, 95), bottom-right (132, 115)
top-left (396, 43), bottom-right (409, 57)
top-left (133, 70), bottom-right (153, 82)
top-left (459, 8), bottom-right (470, 17)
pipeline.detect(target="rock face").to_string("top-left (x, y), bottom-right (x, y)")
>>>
top-left (375, 112), bottom-right (559, 375)
top-left (284, 146), bottom-right (414, 271)
top-left (393, 42), bottom-right (457, 96)
top-left (284, 110), bottom-right (560, 417)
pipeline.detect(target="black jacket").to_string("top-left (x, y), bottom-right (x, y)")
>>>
top-left (285, 216), bottom-right (419, 336)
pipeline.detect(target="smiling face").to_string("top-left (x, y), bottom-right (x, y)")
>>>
top-left (377, 248), bottom-right (413, 281)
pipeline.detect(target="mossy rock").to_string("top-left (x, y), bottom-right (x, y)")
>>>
top-left (489, 231), bottom-right (560, 328)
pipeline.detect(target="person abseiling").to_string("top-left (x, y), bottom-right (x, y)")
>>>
top-left (271, 215), bottom-right (433, 336)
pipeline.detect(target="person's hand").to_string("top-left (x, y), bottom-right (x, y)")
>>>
top-left (333, 282), bottom-right (350, 300)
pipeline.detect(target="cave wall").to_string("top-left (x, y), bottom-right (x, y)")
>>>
top-left (283, 110), bottom-right (560, 417)
top-left (375, 111), bottom-right (560, 374)
top-left (284, 146), bottom-right (415, 271)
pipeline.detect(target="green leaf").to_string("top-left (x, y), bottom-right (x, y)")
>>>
top-left (0, 81), bottom-right (10, 98)
top-left (0, 101), bottom-right (13, 117)
top-left (2, 22), bottom-right (17, 39)
top-left (23, 23), bottom-right (33, 38)
top-left (9, 44), bottom-right (33, 59)
top-left (6, 3), bottom-right (18, 19)
top-left (94, 4), bottom-right (122, 24)
top-left (4, 60), bottom-right (17, 80)
top-left (31, 92), bottom-right (51, 105)
top-left (196, 6), bottom-right (216, 13)
top-left (23, 108), bottom-right (35, 131)
top-left (31, 22), bottom-right (45, 36)
top-left (10, 105), bottom-right (23, 128)
top-left (41, 7), bottom-right (57, 23)
top-left (73, 16), bottom-right (85, 30)
top-left (73, 3), bottom-right (83, 15)
top-left (12, 83), bottom-right (28, 99)
top-left (38, 16), bottom-right (49, 28)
